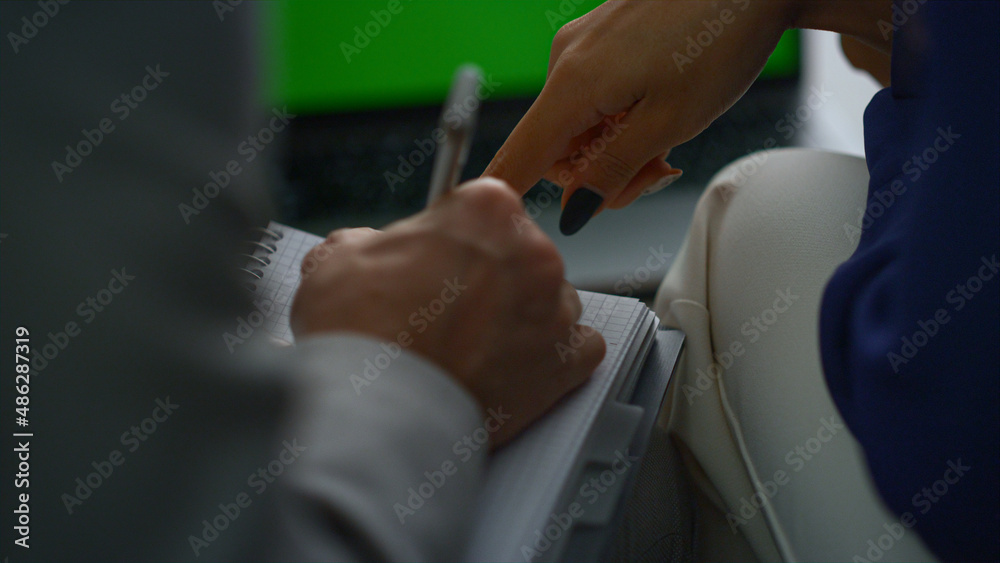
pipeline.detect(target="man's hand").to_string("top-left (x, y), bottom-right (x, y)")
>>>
top-left (290, 178), bottom-right (606, 446)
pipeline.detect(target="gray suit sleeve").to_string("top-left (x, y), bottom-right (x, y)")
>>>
top-left (0, 2), bottom-right (486, 561)
top-left (273, 335), bottom-right (486, 562)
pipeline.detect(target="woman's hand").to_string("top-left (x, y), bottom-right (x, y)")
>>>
top-left (841, 35), bottom-right (891, 86)
top-left (485, 0), bottom-right (892, 234)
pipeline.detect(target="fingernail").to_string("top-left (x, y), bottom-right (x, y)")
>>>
top-left (642, 170), bottom-right (684, 196)
top-left (560, 187), bottom-right (604, 236)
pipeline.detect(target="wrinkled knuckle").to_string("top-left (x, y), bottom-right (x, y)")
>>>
top-left (518, 237), bottom-right (564, 297)
top-left (549, 49), bottom-right (585, 83)
top-left (464, 179), bottom-right (523, 219)
top-left (328, 226), bottom-right (380, 245)
top-left (300, 242), bottom-right (338, 276)
top-left (325, 228), bottom-right (349, 244)
top-left (551, 26), bottom-right (573, 57)
top-left (474, 175), bottom-right (517, 197)
top-left (531, 236), bottom-right (565, 280)
top-left (592, 152), bottom-right (639, 186)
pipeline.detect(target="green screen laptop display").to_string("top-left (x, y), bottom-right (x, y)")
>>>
top-left (263, 1), bottom-right (799, 114)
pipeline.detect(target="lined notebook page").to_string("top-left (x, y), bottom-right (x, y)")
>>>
top-left (247, 222), bottom-right (325, 344)
top-left (247, 222), bottom-right (652, 560)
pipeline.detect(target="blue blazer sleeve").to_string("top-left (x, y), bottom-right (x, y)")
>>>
top-left (820, 2), bottom-right (999, 560)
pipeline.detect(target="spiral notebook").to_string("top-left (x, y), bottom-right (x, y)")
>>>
top-left (241, 221), bottom-right (680, 562)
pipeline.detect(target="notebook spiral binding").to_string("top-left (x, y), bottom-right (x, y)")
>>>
top-left (239, 226), bottom-right (283, 293)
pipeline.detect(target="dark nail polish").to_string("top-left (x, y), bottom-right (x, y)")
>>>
top-left (559, 187), bottom-right (603, 236)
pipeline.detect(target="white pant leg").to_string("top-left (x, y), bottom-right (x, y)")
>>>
top-left (654, 148), bottom-right (936, 562)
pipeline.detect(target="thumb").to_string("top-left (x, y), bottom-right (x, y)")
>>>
top-left (557, 99), bottom-right (673, 235)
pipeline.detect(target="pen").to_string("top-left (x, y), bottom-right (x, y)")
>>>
top-left (426, 64), bottom-right (483, 205)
